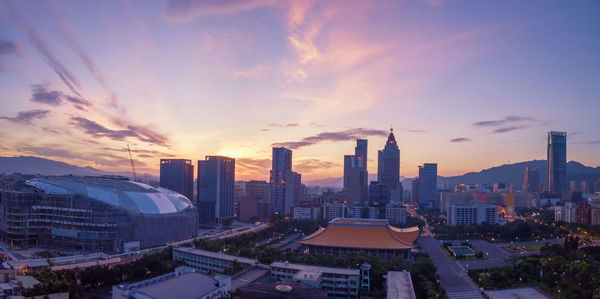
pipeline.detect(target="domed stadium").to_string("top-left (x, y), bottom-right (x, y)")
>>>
top-left (0, 176), bottom-right (197, 254)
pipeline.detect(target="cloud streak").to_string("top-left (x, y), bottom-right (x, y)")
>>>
top-left (273, 128), bottom-right (387, 149)
top-left (164, 0), bottom-right (276, 22)
top-left (450, 137), bottom-right (471, 143)
top-left (70, 117), bottom-right (169, 147)
top-left (5, 0), bottom-right (82, 96)
top-left (0, 40), bottom-right (19, 55)
top-left (473, 115), bottom-right (539, 134)
top-left (0, 109), bottom-right (50, 125)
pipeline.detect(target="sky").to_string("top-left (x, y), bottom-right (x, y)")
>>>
top-left (0, 0), bottom-right (599, 181)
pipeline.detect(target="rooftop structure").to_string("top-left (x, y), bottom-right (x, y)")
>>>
top-left (386, 271), bottom-right (416, 299)
top-left (298, 218), bottom-right (419, 258)
top-left (236, 281), bottom-right (328, 299)
top-left (112, 266), bottom-right (230, 299)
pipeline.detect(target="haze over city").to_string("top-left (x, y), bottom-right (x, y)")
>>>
top-left (1, 0), bottom-right (599, 181)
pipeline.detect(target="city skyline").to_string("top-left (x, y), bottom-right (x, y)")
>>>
top-left (1, 0), bottom-right (600, 181)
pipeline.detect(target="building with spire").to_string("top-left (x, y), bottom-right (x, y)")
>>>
top-left (377, 128), bottom-right (400, 189)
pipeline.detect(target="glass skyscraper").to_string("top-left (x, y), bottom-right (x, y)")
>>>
top-left (270, 147), bottom-right (292, 214)
top-left (343, 139), bottom-right (368, 204)
top-left (547, 131), bottom-right (567, 194)
top-left (197, 156), bottom-right (235, 225)
top-left (417, 163), bottom-right (437, 209)
top-left (159, 159), bottom-right (194, 201)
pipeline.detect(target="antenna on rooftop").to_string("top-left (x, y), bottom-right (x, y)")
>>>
top-left (127, 144), bottom-right (137, 181)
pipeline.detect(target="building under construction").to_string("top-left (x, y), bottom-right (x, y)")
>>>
top-left (0, 176), bottom-right (197, 254)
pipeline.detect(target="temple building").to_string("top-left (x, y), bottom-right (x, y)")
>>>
top-left (297, 218), bottom-right (419, 258)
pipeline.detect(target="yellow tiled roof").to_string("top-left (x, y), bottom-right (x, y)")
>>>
top-left (298, 223), bottom-right (419, 249)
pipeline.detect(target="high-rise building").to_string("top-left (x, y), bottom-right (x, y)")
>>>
top-left (197, 156), bottom-right (235, 225)
top-left (270, 147), bottom-right (292, 214)
top-left (377, 128), bottom-right (400, 189)
top-left (417, 163), bottom-right (437, 209)
top-left (159, 159), bottom-right (194, 201)
top-left (355, 139), bottom-right (368, 169)
top-left (343, 140), bottom-right (369, 204)
top-left (284, 170), bottom-right (302, 214)
top-left (547, 131), bottom-right (567, 194)
top-left (522, 167), bottom-right (541, 193)
top-left (369, 128), bottom-right (402, 211)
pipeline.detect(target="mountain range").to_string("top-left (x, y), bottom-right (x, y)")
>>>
top-left (1, 156), bottom-right (599, 189)
top-left (0, 156), bottom-right (157, 181)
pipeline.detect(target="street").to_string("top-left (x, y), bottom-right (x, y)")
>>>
top-left (418, 236), bottom-right (483, 299)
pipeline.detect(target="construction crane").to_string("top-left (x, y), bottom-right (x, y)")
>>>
top-left (127, 144), bottom-right (137, 181)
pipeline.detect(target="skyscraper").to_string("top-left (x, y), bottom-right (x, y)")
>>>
top-left (417, 163), bottom-right (437, 209)
top-left (523, 167), bottom-right (540, 193)
top-left (270, 147), bottom-right (292, 214)
top-left (547, 131), bottom-right (567, 194)
top-left (159, 159), bottom-right (194, 201)
top-left (197, 156), bottom-right (235, 225)
top-left (284, 170), bottom-right (302, 214)
top-left (343, 140), bottom-right (369, 204)
top-left (378, 128), bottom-right (400, 189)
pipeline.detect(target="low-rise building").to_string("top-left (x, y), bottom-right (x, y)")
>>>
top-left (385, 204), bottom-right (407, 224)
top-left (112, 266), bottom-right (230, 299)
top-left (554, 202), bottom-right (576, 223)
top-left (270, 261), bottom-right (360, 299)
top-left (292, 206), bottom-right (321, 220)
top-left (322, 203), bottom-right (346, 221)
top-left (173, 247), bottom-right (258, 274)
top-left (448, 202), bottom-right (498, 226)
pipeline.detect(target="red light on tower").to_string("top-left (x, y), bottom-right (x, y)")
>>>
top-left (389, 140), bottom-right (394, 144)
top-left (281, 179), bottom-right (285, 183)
top-left (357, 156), bottom-right (362, 160)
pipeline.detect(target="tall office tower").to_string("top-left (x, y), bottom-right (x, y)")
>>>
top-left (547, 131), bottom-right (567, 194)
top-left (343, 140), bottom-right (369, 204)
top-left (197, 156), bottom-right (235, 225)
top-left (355, 139), bottom-right (368, 169)
top-left (523, 167), bottom-right (541, 193)
top-left (418, 163), bottom-right (438, 209)
top-left (270, 147), bottom-right (292, 214)
top-left (411, 178), bottom-right (420, 205)
top-left (371, 128), bottom-right (402, 208)
top-left (283, 171), bottom-right (302, 214)
top-left (159, 159), bottom-right (194, 201)
top-left (377, 128), bottom-right (400, 189)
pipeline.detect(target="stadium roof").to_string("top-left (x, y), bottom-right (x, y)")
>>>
top-left (27, 176), bottom-right (192, 215)
top-left (298, 218), bottom-right (419, 250)
top-left (133, 272), bottom-right (222, 299)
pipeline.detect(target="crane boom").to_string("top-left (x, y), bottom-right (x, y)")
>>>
top-left (127, 144), bottom-right (137, 181)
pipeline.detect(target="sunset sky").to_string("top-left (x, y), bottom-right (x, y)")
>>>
top-left (1, 0), bottom-right (599, 181)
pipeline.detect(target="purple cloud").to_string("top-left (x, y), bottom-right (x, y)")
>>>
top-left (273, 128), bottom-right (387, 149)
top-left (0, 109), bottom-right (50, 125)
top-left (450, 137), bottom-right (471, 143)
top-left (70, 117), bottom-right (169, 147)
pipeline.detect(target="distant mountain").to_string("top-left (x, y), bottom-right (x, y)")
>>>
top-left (305, 160), bottom-right (600, 189)
top-left (305, 174), bottom-right (410, 188)
top-left (0, 156), bottom-right (157, 181)
top-left (439, 160), bottom-right (600, 188)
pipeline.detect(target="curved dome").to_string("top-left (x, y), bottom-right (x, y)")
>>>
top-left (27, 177), bottom-right (192, 215)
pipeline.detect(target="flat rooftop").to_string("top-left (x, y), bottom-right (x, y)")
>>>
top-left (134, 272), bottom-right (220, 299)
top-left (386, 271), bottom-right (416, 299)
top-left (330, 218), bottom-right (389, 227)
top-left (485, 287), bottom-right (551, 299)
top-left (174, 247), bottom-right (258, 265)
top-left (270, 261), bottom-right (359, 276)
